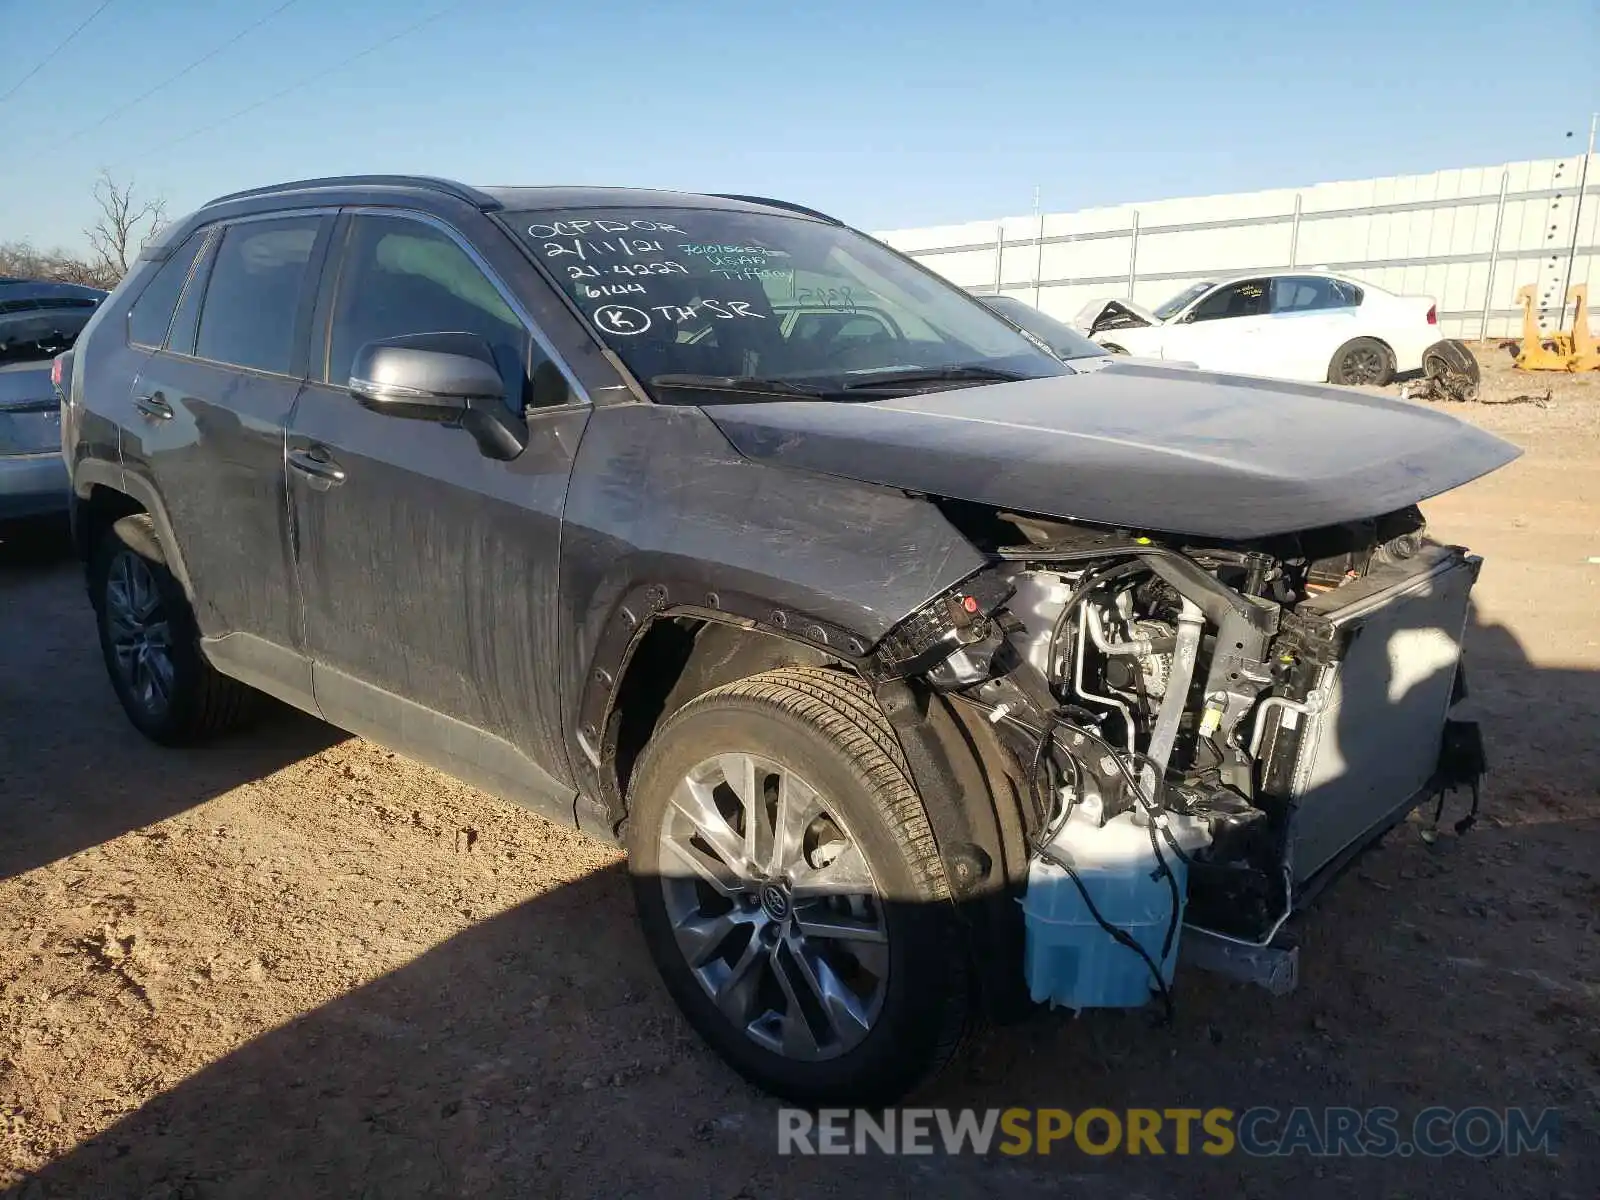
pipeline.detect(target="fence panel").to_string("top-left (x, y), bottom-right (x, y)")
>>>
top-left (875, 153), bottom-right (1599, 341)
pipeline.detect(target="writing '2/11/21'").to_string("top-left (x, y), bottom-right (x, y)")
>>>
top-left (592, 301), bottom-right (767, 336)
top-left (541, 237), bottom-right (667, 261)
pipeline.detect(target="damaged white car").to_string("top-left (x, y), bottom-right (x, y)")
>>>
top-left (1078, 271), bottom-right (1442, 386)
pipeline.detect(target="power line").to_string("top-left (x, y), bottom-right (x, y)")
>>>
top-left (0, 0), bottom-right (119, 104)
top-left (125, 0), bottom-right (473, 165)
top-left (60, 0), bottom-right (303, 148)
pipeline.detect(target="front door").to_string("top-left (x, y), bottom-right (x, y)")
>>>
top-left (286, 211), bottom-right (590, 819)
top-left (1160, 278), bottom-right (1271, 374)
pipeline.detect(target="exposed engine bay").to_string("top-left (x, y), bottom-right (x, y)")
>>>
top-left (874, 504), bottom-right (1486, 1008)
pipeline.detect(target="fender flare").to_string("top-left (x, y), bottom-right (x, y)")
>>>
top-left (72, 461), bottom-right (197, 602)
top-left (572, 580), bottom-right (875, 829)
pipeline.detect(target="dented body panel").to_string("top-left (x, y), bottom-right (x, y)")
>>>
top-left (556, 402), bottom-right (986, 802)
top-left (705, 365), bottom-right (1521, 539)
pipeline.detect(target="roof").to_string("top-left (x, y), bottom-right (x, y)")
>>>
top-left (200, 176), bottom-right (840, 223)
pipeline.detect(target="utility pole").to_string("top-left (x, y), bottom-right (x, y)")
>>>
top-left (1559, 112), bottom-right (1597, 329)
top-left (1032, 185), bottom-right (1045, 307)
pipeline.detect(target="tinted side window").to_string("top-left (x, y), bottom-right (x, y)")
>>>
top-left (196, 216), bottom-right (322, 375)
top-left (0, 302), bottom-right (98, 365)
top-left (325, 215), bottom-right (567, 407)
top-left (128, 232), bottom-right (205, 348)
top-left (165, 229), bottom-right (219, 355)
top-left (1271, 276), bottom-right (1363, 314)
top-left (1189, 279), bottom-right (1268, 322)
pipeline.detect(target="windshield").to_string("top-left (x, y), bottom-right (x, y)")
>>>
top-left (507, 207), bottom-right (1066, 394)
top-left (978, 295), bottom-right (1106, 360)
top-left (1153, 282), bottom-right (1214, 322)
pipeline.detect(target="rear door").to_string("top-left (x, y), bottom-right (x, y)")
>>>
top-left (1263, 275), bottom-right (1363, 380)
top-left (123, 212), bottom-right (332, 705)
top-left (286, 209), bottom-right (590, 813)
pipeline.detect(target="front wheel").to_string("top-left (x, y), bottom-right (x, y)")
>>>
top-left (1328, 337), bottom-right (1396, 387)
top-left (626, 667), bottom-right (969, 1105)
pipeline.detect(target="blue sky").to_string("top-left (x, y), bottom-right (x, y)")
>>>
top-left (2, 0), bottom-right (1596, 254)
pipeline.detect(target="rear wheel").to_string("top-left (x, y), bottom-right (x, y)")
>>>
top-left (91, 519), bottom-right (254, 744)
top-left (1329, 337), bottom-right (1395, 386)
top-left (626, 667), bottom-right (969, 1105)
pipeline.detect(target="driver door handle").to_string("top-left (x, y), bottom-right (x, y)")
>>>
top-left (287, 445), bottom-right (347, 489)
top-left (133, 392), bottom-right (173, 420)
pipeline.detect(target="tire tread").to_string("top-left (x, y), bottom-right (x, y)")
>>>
top-left (659, 665), bottom-right (972, 1094)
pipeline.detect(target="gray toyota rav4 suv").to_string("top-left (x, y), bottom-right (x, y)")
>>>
top-left (62, 175), bottom-right (1516, 1103)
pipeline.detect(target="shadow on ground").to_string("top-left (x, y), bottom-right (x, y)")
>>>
top-left (0, 541), bottom-right (345, 881)
top-left (2, 538), bottom-right (1595, 1198)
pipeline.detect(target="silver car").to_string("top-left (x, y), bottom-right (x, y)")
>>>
top-left (1, 280), bottom-right (105, 521)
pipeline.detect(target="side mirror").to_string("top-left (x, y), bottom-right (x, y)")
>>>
top-left (349, 333), bottom-right (527, 460)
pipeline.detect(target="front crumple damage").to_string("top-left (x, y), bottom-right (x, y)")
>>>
top-left (1075, 297), bottom-right (1160, 335)
top-left (705, 367), bottom-right (1522, 539)
top-left (865, 495), bottom-right (1504, 1011)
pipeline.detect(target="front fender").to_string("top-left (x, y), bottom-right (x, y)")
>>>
top-left (557, 402), bottom-right (986, 805)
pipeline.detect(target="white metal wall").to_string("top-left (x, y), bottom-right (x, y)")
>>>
top-left (876, 154), bottom-right (1598, 341)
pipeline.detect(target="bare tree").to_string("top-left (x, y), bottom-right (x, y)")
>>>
top-left (83, 171), bottom-right (168, 283)
top-left (0, 240), bottom-right (115, 288)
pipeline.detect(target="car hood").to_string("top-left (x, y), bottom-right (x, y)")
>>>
top-left (1075, 297), bottom-right (1162, 332)
top-left (703, 364), bottom-right (1521, 539)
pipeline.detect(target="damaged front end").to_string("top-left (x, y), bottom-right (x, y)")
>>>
top-left (871, 505), bottom-right (1487, 1011)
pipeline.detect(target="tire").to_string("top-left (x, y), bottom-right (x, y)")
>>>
top-left (1101, 342), bottom-right (1130, 355)
top-left (626, 666), bottom-right (969, 1105)
top-left (90, 518), bottom-right (254, 745)
top-left (1328, 336), bottom-right (1396, 387)
top-left (1423, 339), bottom-right (1480, 403)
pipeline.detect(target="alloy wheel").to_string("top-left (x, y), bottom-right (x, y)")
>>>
top-left (1344, 346), bottom-right (1387, 385)
top-left (104, 551), bottom-right (175, 717)
top-left (657, 753), bottom-right (889, 1061)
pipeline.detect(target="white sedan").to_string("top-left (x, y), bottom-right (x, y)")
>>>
top-left (1075, 271), bottom-right (1440, 386)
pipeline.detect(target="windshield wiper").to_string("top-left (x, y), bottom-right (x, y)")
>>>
top-left (649, 373), bottom-right (829, 400)
top-left (839, 365), bottom-right (1030, 390)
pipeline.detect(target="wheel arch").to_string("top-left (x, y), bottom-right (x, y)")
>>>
top-left (577, 586), bottom-right (868, 837)
top-left (71, 468), bottom-right (196, 601)
top-left (590, 592), bottom-right (1036, 1022)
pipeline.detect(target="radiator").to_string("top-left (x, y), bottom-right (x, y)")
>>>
top-left (1277, 545), bottom-right (1479, 883)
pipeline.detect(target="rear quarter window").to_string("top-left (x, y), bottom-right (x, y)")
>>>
top-left (128, 231), bottom-right (208, 348)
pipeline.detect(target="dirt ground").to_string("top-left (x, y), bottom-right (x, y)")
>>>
top-left (1, 350), bottom-right (1596, 1199)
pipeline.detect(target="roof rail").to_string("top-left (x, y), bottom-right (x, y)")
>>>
top-left (203, 175), bottom-right (501, 211)
top-left (711, 194), bottom-right (843, 225)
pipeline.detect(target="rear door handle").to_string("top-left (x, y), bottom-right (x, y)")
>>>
top-left (287, 445), bottom-right (347, 489)
top-left (133, 392), bottom-right (173, 420)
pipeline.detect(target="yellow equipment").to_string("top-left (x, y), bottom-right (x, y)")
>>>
top-left (1514, 284), bottom-right (1575, 370)
top-left (1567, 285), bottom-right (1600, 372)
